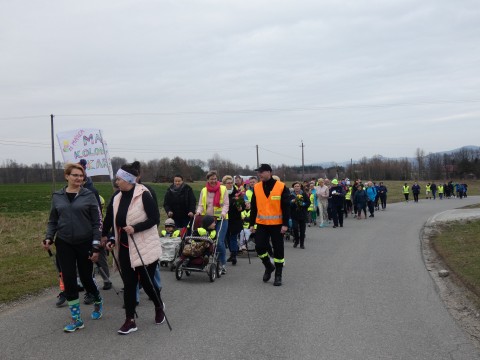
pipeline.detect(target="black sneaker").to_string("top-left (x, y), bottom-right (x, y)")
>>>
top-left (84, 292), bottom-right (95, 305)
top-left (103, 282), bottom-right (112, 290)
top-left (56, 292), bottom-right (67, 307)
top-left (118, 319), bottom-right (138, 335)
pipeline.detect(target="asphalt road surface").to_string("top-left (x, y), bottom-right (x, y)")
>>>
top-left (2, 196), bottom-right (480, 360)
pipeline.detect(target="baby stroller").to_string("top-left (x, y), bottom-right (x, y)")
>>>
top-left (175, 215), bottom-right (224, 283)
top-left (159, 235), bottom-right (182, 270)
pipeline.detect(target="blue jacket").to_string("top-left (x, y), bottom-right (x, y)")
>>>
top-left (366, 186), bottom-right (377, 202)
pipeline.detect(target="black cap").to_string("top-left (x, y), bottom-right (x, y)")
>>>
top-left (254, 163), bottom-right (272, 172)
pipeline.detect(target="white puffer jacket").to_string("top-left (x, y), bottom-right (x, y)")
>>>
top-left (113, 184), bottom-right (162, 268)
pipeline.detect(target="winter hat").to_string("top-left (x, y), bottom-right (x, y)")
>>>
top-left (165, 218), bottom-right (176, 227)
top-left (202, 215), bottom-right (216, 229)
top-left (331, 179), bottom-right (339, 185)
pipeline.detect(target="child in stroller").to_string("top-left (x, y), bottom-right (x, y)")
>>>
top-left (178, 215), bottom-right (216, 267)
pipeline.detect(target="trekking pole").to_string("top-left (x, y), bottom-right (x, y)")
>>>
top-left (94, 262), bottom-right (121, 296)
top-left (242, 230), bottom-right (251, 264)
top-left (129, 234), bottom-right (172, 331)
top-left (110, 248), bottom-right (138, 319)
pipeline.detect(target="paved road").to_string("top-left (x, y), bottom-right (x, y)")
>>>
top-left (2, 196), bottom-right (480, 360)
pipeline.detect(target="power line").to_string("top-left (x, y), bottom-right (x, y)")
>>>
top-left (1, 98), bottom-right (479, 121)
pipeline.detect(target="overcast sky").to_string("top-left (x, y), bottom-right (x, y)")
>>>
top-left (1, 0), bottom-right (479, 168)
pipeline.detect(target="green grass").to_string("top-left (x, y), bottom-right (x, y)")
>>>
top-left (0, 180), bottom-right (478, 304)
top-left (431, 220), bottom-right (480, 305)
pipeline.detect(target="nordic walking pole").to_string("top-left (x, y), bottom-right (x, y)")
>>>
top-left (242, 231), bottom-right (251, 264)
top-left (94, 262), bottom-right (120, 296)
top-left (110, 248), bottom-right (138, 319)
top-left (129, 234), bottom-right (172, 331)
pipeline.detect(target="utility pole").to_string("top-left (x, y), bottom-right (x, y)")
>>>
top-left (50, 114), bottom-right (56, 194)
top-left (301, 140), bottom-right (305, 180)
top-left (256, 144), bottom-right (259, 168)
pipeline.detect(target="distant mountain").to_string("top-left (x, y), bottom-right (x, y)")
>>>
top-left (310, 145), bottom-right (480, 168)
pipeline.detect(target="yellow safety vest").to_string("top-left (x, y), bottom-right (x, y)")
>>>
top-left (438, 185), bottom-right (444, 194)
top-left (308, 194), bottom-right (315, 211)
top-left (345, 187), bottom-right (352, 200)
top-left (403, 186), bottom-right (409, 194)
top-left (161, 229), bottom-right (180, 237)
top-left (200, 185), bottom-right (229, 219)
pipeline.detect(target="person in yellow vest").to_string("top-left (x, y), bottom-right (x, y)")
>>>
top-left (249, 164), bottom-right (291, 286)
top-left (402, 183), bottom-right (410, 202)
top-left (438, 184), bottom-right (444, 200)
top-left (196, 170), bottom-right (229, 275)
top-left (425, 183), bottom-right (431, 199)
top-left (161, 218), bottom-right (180, 237)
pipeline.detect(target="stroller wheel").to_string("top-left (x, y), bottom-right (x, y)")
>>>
top-left (185, 271), bottom-right (191, 276)
top-left (175, 266), bottom-right (183, 280)
top-left (208, 264), bottom-right (216, 282)
top-left (216, 261), bottom-right (222, 278)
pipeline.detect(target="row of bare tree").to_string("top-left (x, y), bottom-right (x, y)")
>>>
top-left (1, 147), bottom-right (478, 184)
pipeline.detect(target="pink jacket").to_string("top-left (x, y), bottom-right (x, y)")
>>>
top-left (113, 184), bottom-right (161, 268)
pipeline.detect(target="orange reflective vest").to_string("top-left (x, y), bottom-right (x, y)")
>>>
top-left (254, 181), bottom-right (284, 225)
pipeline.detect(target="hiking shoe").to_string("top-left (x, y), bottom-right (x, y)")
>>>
top-left (220, 266), bottom-right (227, 275)
top-left (56, 292), bottom-right (67, 307)
top-left (91, 299), bottom-right (103, 320)
top-left (102, 282), bottom-right (112, 290)
top-left (231, 257), bottom-right (237, 266)
top-left (64, 317), bottom-right (84, 332)
top-left (155, 304), bottom-right (166, 325)
top-left (118, 319), bottom-right (137, 335)
top-left (83, 292), bottom-right (95, 305)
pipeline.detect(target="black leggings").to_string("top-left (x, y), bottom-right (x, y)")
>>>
top-left (55, 239), bottom-right (100, 302)
top-left (119, 244), bottom-right (162, 319)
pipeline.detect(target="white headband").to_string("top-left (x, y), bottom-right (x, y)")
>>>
top-left (116, 169), bottom-right (137, 184)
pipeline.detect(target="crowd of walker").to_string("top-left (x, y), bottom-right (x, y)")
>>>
top-left (42, 161), bottom-right (470, 335)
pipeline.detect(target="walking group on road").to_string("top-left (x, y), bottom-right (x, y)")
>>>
top-left (42, 160), bottom-right (470, 336)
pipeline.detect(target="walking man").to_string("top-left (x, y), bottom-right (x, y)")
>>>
top-left (249, 164), bottom-right (291, 286)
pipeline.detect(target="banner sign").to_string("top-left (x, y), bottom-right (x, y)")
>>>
top-left (57, 128), bottom-right (113, 178)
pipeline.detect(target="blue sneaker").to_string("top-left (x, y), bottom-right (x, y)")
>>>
top-left (91, 299), bottom-right (103, 320)
top-left (64, 317), bottom-right (84, 332)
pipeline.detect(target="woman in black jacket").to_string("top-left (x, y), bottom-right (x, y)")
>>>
top-left (290, 182), bottom-right (311, 249)
top-left (42, 163), bottom-right (103, 332)
top-left (163, 175), bottom-right (196, 228)
top-left (223, 175), bottom-right (245, 265)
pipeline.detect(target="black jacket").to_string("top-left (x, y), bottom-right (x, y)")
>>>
top-left (46, 187), bottom-right (102, 244)
top-left (163, 183), bottom-right (197, 224)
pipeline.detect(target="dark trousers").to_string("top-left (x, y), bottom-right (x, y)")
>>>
top-left (379, 194), bottom-right (387, 209)
top-left (357, 205), bottom-right (367, 218)
top-left (55, 239), bottom-right (99, 302)
top-left (96, 248), bottom-right (110, 282)
top-left (292, 219), bottom-right (306, 246)
top-left (367, 200), bottom-right (375, 216)
top-left (413, 193), bottom-right (419, 202)
top-left (404, 194), bottom-right (409, 201)
top-left (255, 224), bottom-right (284, 261)
top-left (119, 245), bottom-right (162, 319)
top-left (331, 205), bottom-right (343, 226)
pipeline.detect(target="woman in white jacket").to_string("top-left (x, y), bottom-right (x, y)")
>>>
top-left (104, 163), bottom-right (164, 335)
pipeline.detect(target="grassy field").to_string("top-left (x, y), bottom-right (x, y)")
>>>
top-left (430, 217), bottom-right (480, 307)
top-left (0, 179), bottom-right (478, 304)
